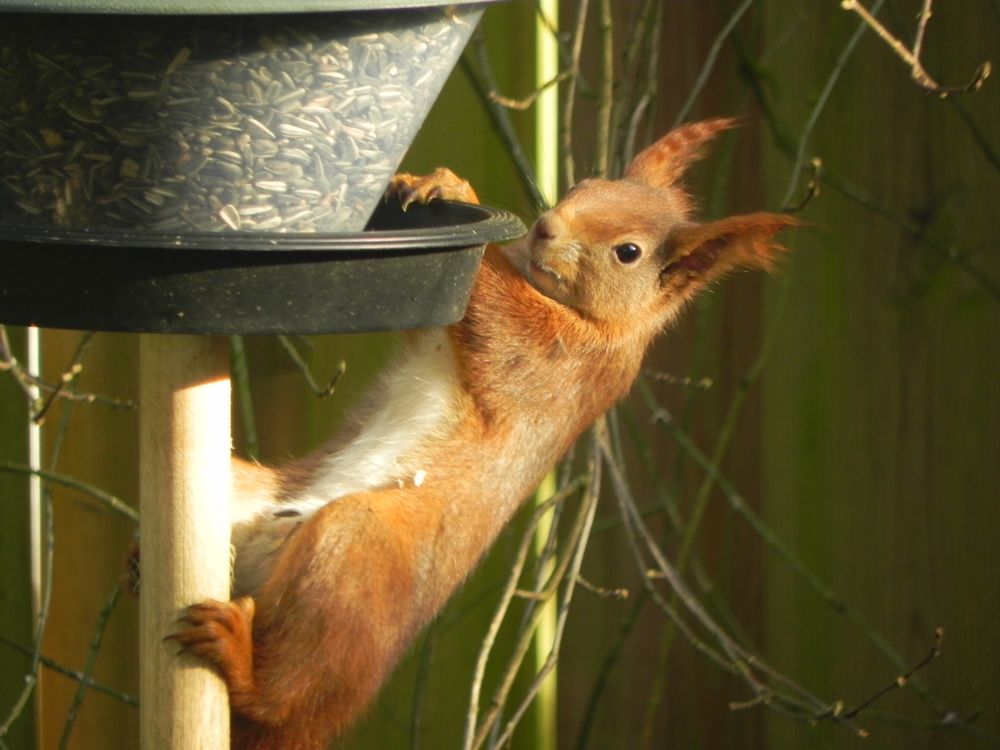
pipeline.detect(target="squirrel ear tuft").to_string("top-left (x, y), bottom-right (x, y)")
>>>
top-left (624, 118), bottom-right (741, 190)
top-left (662, 212), bottom-right (800, 283)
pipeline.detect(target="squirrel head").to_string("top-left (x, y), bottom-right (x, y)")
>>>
top-left (504, 118), bottom-right (798, 334)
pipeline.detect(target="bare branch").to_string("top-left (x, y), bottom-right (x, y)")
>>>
top-left (32, 332), bottom-right (94, 425)
top-left (0, 327), bottom-right (135, 416)
top-left (613, 0), bottom-right (662, 171)
top-left (230, 335), bottom-right (259, 460)
top-left (0, 634), bottom-right (136, 707)
top-left (598, 428), bottom-right (882, 738)
top-left (642, 369), bottom-right (713, 390)
top-left (277, 335), bottom-right (346, 399)
top-left (673, 0), bottom-right (756, 127)
top-left (487, 69), bottom-right (576, 111)
top-left (0, 462), bottom-right (139, 523)
top-left (461, 41), bottom-right (546, 211)
top-left (560, 0), bottom-right (592, 188)
top-left (575, 575), bottom-right (629, 600)
top-left (839, 628), bottom-right (943, 721)
top-left (841, 0), bottom-right (991, 97)
top-left (782, 0), bottom-right (886, 210)
top-left (594, 0), bottom-right (614, 178)
top-left (58, 585), bottom-right (124, 748)
top-left (487, 432), bottom-right (602, 749)
top-left (462, 475), bottom-right (588, 749)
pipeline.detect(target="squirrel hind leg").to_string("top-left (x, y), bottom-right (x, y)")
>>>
top-left (168, 597), bottom-right (261, 717)
top-left (386, 167), bottom-right (480, 208)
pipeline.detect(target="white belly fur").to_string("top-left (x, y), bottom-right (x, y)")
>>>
top-left (231, 329), bottom-right (462, 594)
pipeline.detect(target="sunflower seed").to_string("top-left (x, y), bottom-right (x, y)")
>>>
top-left (218, 203), bottom-right (240, 230)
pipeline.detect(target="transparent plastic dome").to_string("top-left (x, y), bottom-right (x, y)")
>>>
top-left (0, 3), bottom-right (489, 233)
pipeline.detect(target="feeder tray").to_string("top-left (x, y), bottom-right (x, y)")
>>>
top-left (0, 198), bottom-right (525, 334)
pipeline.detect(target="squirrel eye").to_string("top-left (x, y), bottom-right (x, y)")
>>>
top-left (614, 242), bottom-right (642, 264)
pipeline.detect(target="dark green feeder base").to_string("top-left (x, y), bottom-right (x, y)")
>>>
top-left (0, 199), bottom-right (525, 334)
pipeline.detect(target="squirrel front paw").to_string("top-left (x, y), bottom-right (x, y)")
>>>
top-left (167, 597), bottom-right (257, 700)
top-left (120, 542), bottom-right (141, 597)
top-left (386, 167), bottom-right (480, 208)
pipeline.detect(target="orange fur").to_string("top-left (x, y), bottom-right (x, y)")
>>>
top-left (169, 119), bottom-right (797, 748)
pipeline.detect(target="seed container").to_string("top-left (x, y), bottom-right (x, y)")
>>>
top-left (0, 1), bottom-right (492, 233)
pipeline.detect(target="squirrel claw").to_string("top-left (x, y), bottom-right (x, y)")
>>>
top-left (385, 167), bottom-right (480, 208)
top-left (166, 598), bottom-right (256, 685)
top-left (120, 541), bottom-right (141, 597)
top-left (168, 598), bottom-right (260, 715)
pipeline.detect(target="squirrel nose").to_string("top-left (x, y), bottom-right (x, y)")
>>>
top-left (534, 215), bottom-right (557, 241)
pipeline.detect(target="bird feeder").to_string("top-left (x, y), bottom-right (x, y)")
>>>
top-left (0, 1), bottom-right (523, 746)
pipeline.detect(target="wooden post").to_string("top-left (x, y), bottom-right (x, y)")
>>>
top-left (139, 335), bottom-right (231, 750)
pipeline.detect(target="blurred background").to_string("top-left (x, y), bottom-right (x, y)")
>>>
top-left (1, 1), bottom-right (998, 748)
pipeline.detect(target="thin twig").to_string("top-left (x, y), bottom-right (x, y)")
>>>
top-left (488, 69), bottom-right (576, 111)
top-left (614, 0), bottom-right (662, 172)
top-left (572, 589), bottom-right (648, 750)
top-left (0, 325), bottom-right (36, 403)
top-left (461, 42), bottom-right (546, 211)
top-left (0, 635), bottom-right (137, 706)
top-left (598, 430), bottom-right (880, 737)
top-left (594, 0), bottom-right (613, 178)
top-left (614, 406), bottom-right (686, 536)
top-left (849, 706), bottom-right (996, 740)
top-left (230, 335), bottom-right (259, 460)
top-left (32, 332), bottom-right (95, 425)
top-left (784, 156), bottom-right (822, 213)
top-left (472, 469), bottom-right (595, 749)
top-left (841, 0), bottom-right (991, 96)
top-left (462, 477), bottom-right (586, 749)
top-left (781, 0), bottom-right (887, 210)
top-left (947, 97), bottom-right (1000, 174)
top-left (0, 672), bottom-right (36, 740)
top-left (644, 401), bottom-right (998, 740)
top-left (738, 37), bottom-right (1000, 302)
top-left (468, 457), bottom-right (596, 749)
top-left (637, 338), bottom-right (779, 745)
top-left (839, 628), bottom-right (943, 721)
top-left (409, 624), bottom-right (437, 750)
top-left (559, 0), bottom-right (591, 188)
top-left (911, 0), bottom-right (931, 61)
top-left (0, 327), bottom-right (132, 414)
top-left (600, 436), bottom-right (751, 676)
top-left (488, 432), bottom-right (602, 749)
top-left (58, 585), bottom-right (123, 749)
top-left (604, 441), bottom-right (783, 690)
top-left (276, 335), bottom-right (345, 399)
top-left (574, 575), bottom-right (628, 600)
top-left (673, 0), bottom-right (756, 127)
top-left (642, 369), bottom-right (713, 390)
top-left (820, 172), bottom-right (1000, 301)
top-left (0, 462), bottom-right (139, 522)
top-left (1, 388), bottom-right (77, 739)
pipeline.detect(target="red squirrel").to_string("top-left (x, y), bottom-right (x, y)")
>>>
top-left (168, 118), bottom-right (796, 749)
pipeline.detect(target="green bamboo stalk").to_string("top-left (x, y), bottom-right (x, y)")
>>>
top-left (532, 3), bottom-right (560, 747)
